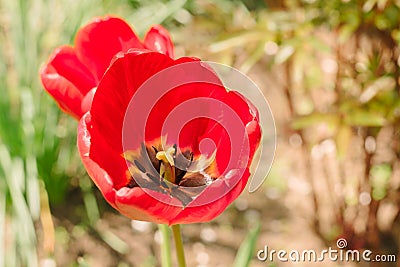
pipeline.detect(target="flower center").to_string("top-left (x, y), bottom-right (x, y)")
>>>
top-left (123, 142), bottom-right (217, 190)
top-left (123, 142), bottom-right (217, 206)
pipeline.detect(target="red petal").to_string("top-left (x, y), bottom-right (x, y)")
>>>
top-left (144, 84), bottom-right (217, 145)
top-left (171, 169), bottom-right (249, 224)
top-left (139, 59), bottom-right (224, 148)
top-left (90, 51), bottom-right (195, 154)
top-left (114, 187), bottom-right (182, 224)
top-left (81, 87), bottom-right (96, 115)
top-left (245, 120), bottom-right (262, 162)
top-left (44, 46), bottom-right (96, 94)
top-left (84, 50), bottom-right (262, 224)
top-left (75, 16), bottom-right (144, 81)
top-left (143, 25), bottom-right (174, 58)
top-left (41, 65), bottom-right (82, 119)
top-left (77, 113), bottom-right (117, 207)
top-left (40, 46), bottom-right (97, 119)
top-left (147, 84), bottom-right (261, 176)
top-left (199, 90), bottom-right (261, 175)
top-left (89, 51), bottom-right (192, 189)
top-left (90, 50), bottom-right (260, 184)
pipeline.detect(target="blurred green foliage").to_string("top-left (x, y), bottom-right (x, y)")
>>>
top-left (0, 0), bottom-right (190, 265)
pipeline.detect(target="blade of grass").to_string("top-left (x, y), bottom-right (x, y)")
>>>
top-left (10, 158), bottom-right (38, 267)
top-left (0, 178), bottom-right (5, 267)
top-left (233, 222), bottom-right (261, 267)
top-left (79, 176), bottom-right (100, 225)
top-left (129, 0), bottom-right (187, 33)
top-left (97, 230), bottom-right (129, 255)
top-left (26, 156), bottom-right (40, 220)
top-left (0, 147), bottom-right (37, 267)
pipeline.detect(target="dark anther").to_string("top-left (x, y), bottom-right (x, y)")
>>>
top-left (146, 146), bottom-right (160, 172)
top-left (174, 150), bottom-right (194, 184)
top-left (179, 172), bottom-right (208, 187)
top-left (134, 159), bottom-right (146, 173)
top-left (175, 170), bottom-right (185, 184)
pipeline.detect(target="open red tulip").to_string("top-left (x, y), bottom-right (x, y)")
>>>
top-left (77, 49), bottom-right (261, 224)
top-left (40, 16), bottom-right (174, 119)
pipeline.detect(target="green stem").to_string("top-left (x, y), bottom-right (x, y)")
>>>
top-left (172, 224), bottom-right (186, 267)
top-left (158, 224), bottom-right (172, 267)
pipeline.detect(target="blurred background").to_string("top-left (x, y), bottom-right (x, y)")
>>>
top-left (1, 0), bottom-right (400, 266)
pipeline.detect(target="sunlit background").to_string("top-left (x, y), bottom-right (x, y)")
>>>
top-left (1, 0), bottom-right (400, 266)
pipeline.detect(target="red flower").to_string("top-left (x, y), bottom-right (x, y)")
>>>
top-left (77, 50), bottom-right (261, 224)
top-left (40, 16), bottom-right (174, 119)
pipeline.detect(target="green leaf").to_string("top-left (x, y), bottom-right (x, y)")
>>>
top-left (338, 24), bottom-right (358, 43)
top-left (233, 222), bottom-right (261, 267)
top-left (129, 0), bottom-right (187, 34)
top-left (371, 164), bottom-right (392, 200)
top-left (359, 76), bottom-right (395, 103)
top-left (209, 30), bottom-right (264, 53)
top-left (240, 42), bottom-right (266, 74)
top-left (344, 109), bottom-right (386, 127)
top-left (291, 113), bottom-right (339, 130)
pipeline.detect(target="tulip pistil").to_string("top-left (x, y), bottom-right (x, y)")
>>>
top-left (156, 146), bottom-right (177, 184)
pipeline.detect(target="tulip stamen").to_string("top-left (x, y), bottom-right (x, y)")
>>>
top-left (123, 142), bottom-right (218, 205)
